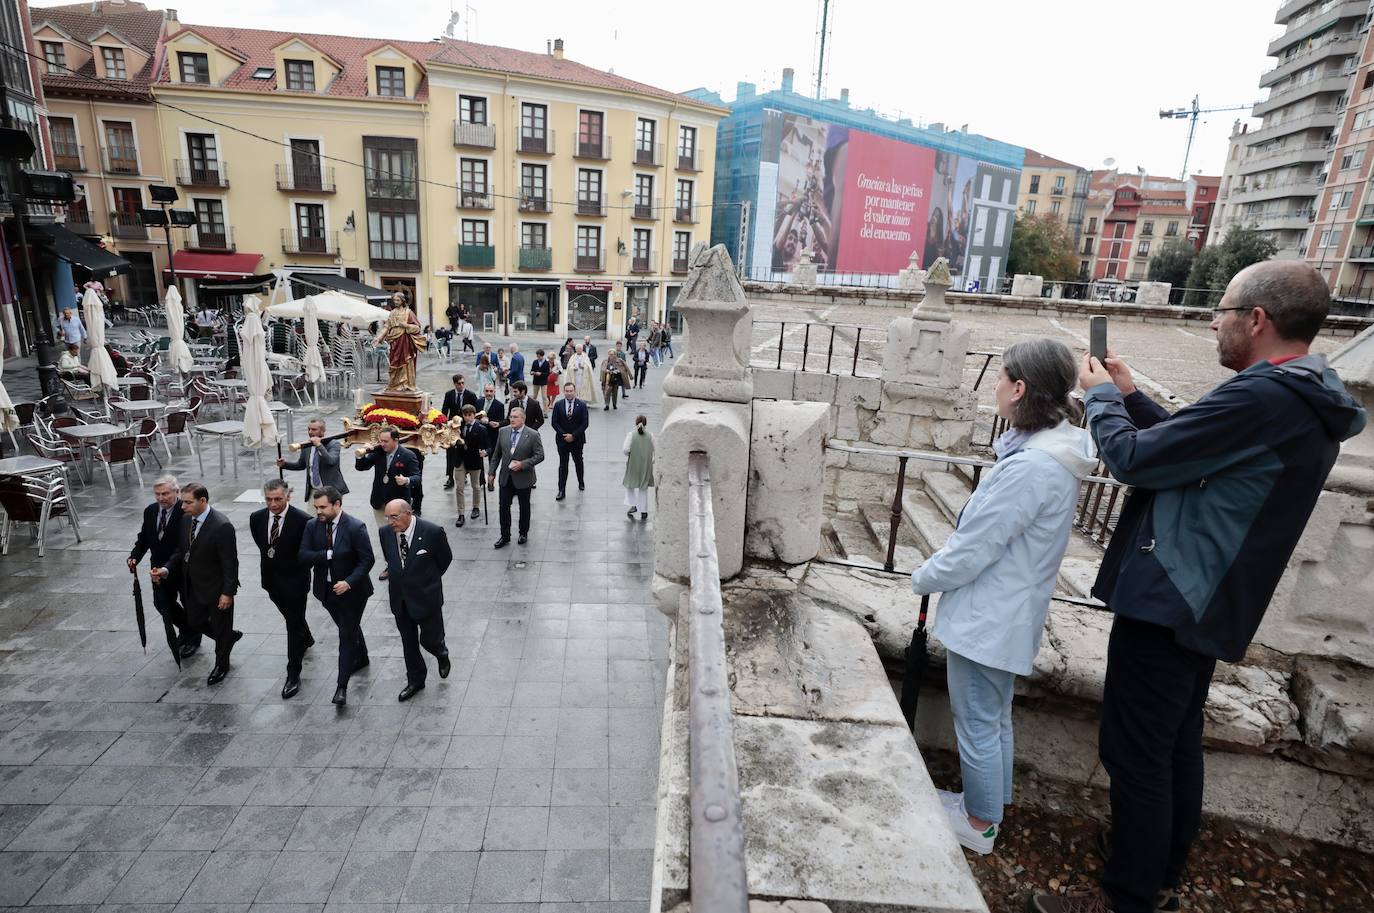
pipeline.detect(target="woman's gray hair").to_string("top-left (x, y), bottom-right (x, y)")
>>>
top-left (1001, 338), bottom-right (1079, 433)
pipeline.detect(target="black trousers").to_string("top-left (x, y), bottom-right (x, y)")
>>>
top-left (556, 440), bottom-right (585, 493)
top-left (633, 362), bottom-right (647, 387)
top-left (152, 579), bottom-right (200, 650)
top-left (184, 595), bottom-right (236, 667)
top-left (393, 603), bottom-right (448, 686)
top-left (322, 596), bottom-right (369, 688)
top-left (266, 586), bottom-right (313, 678)
top-left (499, 479), bottom-right (532, 537)
top-left (1099, 615), bottom-right (1217, 913)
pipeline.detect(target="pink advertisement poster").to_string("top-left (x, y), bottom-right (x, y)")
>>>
top-left (833, 130), bottom-right (935, 273)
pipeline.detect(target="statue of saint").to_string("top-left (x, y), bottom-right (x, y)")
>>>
top-left (374, 293), bottom-right (427, 392)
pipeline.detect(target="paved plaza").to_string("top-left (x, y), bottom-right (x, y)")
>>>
top-left (0, 336), bottom-right (668, 911)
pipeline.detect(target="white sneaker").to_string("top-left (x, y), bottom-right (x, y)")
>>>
top-left (936, 788), bottom-right (963, 811)
top-left (944, 801), bottom-right (997, 855)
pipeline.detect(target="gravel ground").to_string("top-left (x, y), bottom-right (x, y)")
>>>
top-left (924, 751), bottom-right (1374, 913)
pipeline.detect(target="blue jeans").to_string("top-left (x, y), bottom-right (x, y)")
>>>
top-left (946, 649), bottom-right (1016, 825)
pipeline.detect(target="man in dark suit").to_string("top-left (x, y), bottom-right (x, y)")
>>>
top-left (488, 405), bottom-right (544, 548)
top-left (152, 482), bottom-right (241, 685)
top-left (249, 479), bottom-right (314, 699)
top-left (356, 426), bottom-right (421, 527)
top-left (454, 403), bottom-right (488, 527)
top-left (505, 381), bottom-right (544, 431)
top-left (276, 418), bottom-right (348, 502)
top-left (582, 335), bottom-right (598, 371)
top-left (128, 475), bottom-right (200, 658)
top-left (507, 343), bottom-right (526, 387)
top-left (479, 382), bottom-right (505, 436)
top-left (550, 381), bottom-right (590, 500)
top-left (378, 499), bottom-right (453, 701)
top-left (300, 486), bottom-right (374, 707)
top-left (442, 374), bottom-right (479, 490)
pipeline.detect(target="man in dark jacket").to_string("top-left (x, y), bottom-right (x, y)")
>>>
top-left (356, 427), bottom-right (421, 527)
top-left (505, 381), bottom-right (544, 431)
top-left (276, 418), bottom-right (348, 502)
top-left (454, 404), bottom-right (488, 527)
top-left (550, 381), bottom-right (589, 500)
top-left (378, 499), bottom-right (453, 701)
top-left (152, 482), bottom-right (241, 685)
top-left (1030, 261), bottom-right (1367, 913)
top-left (128, 475), bottom-right (200, 658)
top-left (249, 479), bottom-right (314, 699)
top-left (300, 486), bottom-right (375, 707)
top-left (442, 374), bottom-right (480, 490)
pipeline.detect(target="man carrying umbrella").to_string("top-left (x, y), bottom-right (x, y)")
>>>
top-left (127, 475), bottom-right (200, 660)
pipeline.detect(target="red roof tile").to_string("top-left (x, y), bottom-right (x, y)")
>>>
top-left (29, 1), bottom-right (164, 97)
top-left (1023, 149), bottom-right (1084, 170)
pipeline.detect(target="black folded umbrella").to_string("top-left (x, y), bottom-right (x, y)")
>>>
top-left (132, 575), bottom-right (147, 653)
top-left (900, 594), bottom-right (931, 732)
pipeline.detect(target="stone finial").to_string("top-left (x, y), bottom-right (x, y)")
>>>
top-left (794, 250), bottom-right (818, 288)
top-left (913, 256), bottom-right (952, 322)
top-left (907, 250), bottom-right (921, 270)
top-left (663, 243), bottom-right (754, 404)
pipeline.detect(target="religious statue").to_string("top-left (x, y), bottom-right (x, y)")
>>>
top-left (374, 293), bottom-right (427, 392)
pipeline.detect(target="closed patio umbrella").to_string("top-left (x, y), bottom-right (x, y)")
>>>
top-left (302, 295), bottom-right (326, 400)
top-left (0, 322), bottom-right (18, 441)
top-left (82, 288), bottom-right (118, 394)
top-left (163, 286), bottom-right (194, 374)
top-left (237, 295), bottom-right (277, 448)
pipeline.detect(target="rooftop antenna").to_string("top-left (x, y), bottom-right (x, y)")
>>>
top-left (813, 0), bottom-right (833, 100)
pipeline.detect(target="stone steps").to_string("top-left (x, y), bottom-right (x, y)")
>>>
top-left (922, 468), bottom-right (974, 527)
top-left (826, 513), bottom-right (886, 569)
top-left (901, 489), bottom-right (955, 558)
top-left (859, 502), bottom-right (925, 573)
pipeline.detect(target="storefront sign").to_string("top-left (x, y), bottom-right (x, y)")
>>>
top-left (566, 281), bottom-right (613, 292)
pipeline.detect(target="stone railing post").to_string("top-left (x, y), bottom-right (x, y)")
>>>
top-left (793, 251), bottom-right (818, 288)
top-left (898, 250), bottom-right (925, 293)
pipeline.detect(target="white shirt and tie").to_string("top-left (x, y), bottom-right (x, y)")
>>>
top-left (309, 446), bottom-right (322, 489)
top-left (397, 516), bottom-right (416, 568)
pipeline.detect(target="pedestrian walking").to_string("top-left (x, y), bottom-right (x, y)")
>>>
top-left (249, 479), bottom-right (314, 700)
top-left (453, 404), bottom-right (488, 527)
top-left (56, 306), bottom-right (86, 349)
top-left (475, 355), bottom-right (497, 396)
top-left (551, 382), bottom-right (589, 500)
top-left (128, 475), bottom-right (200, 659)
top-left (622, 415), bottom-right (654, 520)
top-left (531, 349), bottom-right (552, 407)
top-left (300, 486), bottom-right (374, 707)
top-left (601, 345), bottom-right (631, 410)
top-left (488, 406), bottom-right (544, 548)
top-left (564, 344), bottom-right (598, 405)
top-left (647, 323), bottom-right (663, 366)
top-left (460, 319), bottom-right (474, 352)
top-left (378, 499), bottom-right (453, 701)
top-left (1028, 261), bottom-right (1367, 913)
top-left (660, 323), bottom-right (673, 360)
top-left (910, 339), bottom-right (1097, 856)
top-left (633, 341), bottom-right (651, 388)
top-left (441, 374), bottom-right (480, 490)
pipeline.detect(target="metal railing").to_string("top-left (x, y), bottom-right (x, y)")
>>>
top-left (685, 451), bottom-right (750, 913)
top-left (276, 164), bottom-right (337, 192)
top-left (754, 320), bottom-right (873, 377)
top-left (453, 120), bottom-right (497, 148)
top-left (576, 196), bottom-right (607, 216)
top-left (174, 159), bottom-right (230, 188)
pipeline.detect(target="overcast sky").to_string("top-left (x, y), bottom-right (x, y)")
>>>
top-left (38, 0), bottom-right (1278, 177)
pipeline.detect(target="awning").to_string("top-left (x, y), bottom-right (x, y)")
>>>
top-left (25, 221), bottom-right (131, 276)
top-left (170, 250), bottom-right (263, 279)
top-left (195, 274), bottom-right (277, 294)
top-left (289, 270), bottom-right (389, 300)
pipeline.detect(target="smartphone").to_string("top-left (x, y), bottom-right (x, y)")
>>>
top-left (1089, 315), bottom-right (1108, 365)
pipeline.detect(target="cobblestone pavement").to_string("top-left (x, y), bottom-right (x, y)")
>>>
top-left (0, 333), bottom-right (668, 911)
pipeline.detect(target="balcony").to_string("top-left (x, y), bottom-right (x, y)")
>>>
top-left (458, 244), bottom-right (495, 269)
top-left (574, 247), bottom-right (605, 272)
top-left (1255, 208), bottom-right (1318, 230)
top-left (1261, 33), bottom-right (1360, 87)
top-left (64, 214), bottom-right (96, 235)
top-left (1267, 1), bottom-right (1368, 57)
top-left (110, 212), bottom-right (146, 240)
top-left (575, 135), bottom-right (611, 160)
top-left (457, 185), bottom-right (496, 210)
top-left (186, 225), bottom-right (235, 252)
top-left (1238, 141), bottom-right (1328, 175)
top-left (369, 243), bottom-right (420, 273)
top-left (576, 196), bottom-right (607, 217)
top-left (518, 194), bottom-right (551, 214)
top-left (276, 164), bottom-right (337, 192)
top-left (671, 257), bottom-right (689, 274)
top-left (1227, 176), bottom-right (1325, 203)
top-left (53, 144), bottom-right (84, 172)
top-left (631, 250), bottom-right (656, 273)
top-left (518, 246), bottom-right (552, 270)
top-left (175, 159), bottom-right (230, 188)
top-left (518, 129), bottom-right (555, 155)
top-left (677, 150), bottom-right (700, 171)
top-left (1051, 186), bottom-right (1065, 196)
top-left (1253, 73), bottom-right (1352, 117)
top-left (635, 142), bottom-right (663, 166)
top-left (1358, 204), bottom-right (1374, 224)
top-left (674, 206), bottom-right (697, 224)
top-left (101, 146), bottom-right (139, 175)
top-left (365, 175), bottom-right (418, 200)
top-left (453, 120), bottom-right (497, 149)
top-left (1349, 243), bottom-right (1374, 261)
top-left (632, 199), bottom-right (660, 220)
top-left (281, 229), bottom-right (339, 256)
top-left (1135, 249), bottom-right (1151, 259)
top-left (1244, 107), bottom-right (1342, 145)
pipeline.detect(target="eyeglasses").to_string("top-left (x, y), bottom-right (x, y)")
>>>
top-left (1211, 306), bottom-right (1251, 319)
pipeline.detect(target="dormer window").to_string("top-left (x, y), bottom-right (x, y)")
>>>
top-left (376, 66), bottom-right (405, 97)
top-left (285, 59), bottom-right (315, 92)
top-left (40, 41), bottom-right (65, 74)
top-left (179, 52), bottom-right (209, 84)
top-left (101, 47), bottom-right (126, 80)
top-left (251, 67), bottom-right (275, 80)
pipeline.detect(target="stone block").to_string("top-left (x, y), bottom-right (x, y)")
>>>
top-left (653, 396), bottom-right (752, 582)
top-left (930, 417), bottom-right (973, 453)
top-left (793, 372), bottom-right (839, 405)
top-left (882, 318), bottom-right (972, 390)
top-left (1011, 274), bottom-right (1044, 297)
top-left (746, 401), bottom-right (830, 564)
top-left (833, 404), bottom-right (863, 440)
top-left (794, 253), bottom-right (818, 287)
top-left (1135, 281), bottom-right (1171, 307)
top-left (1292, 657), bottom-right (1374, 776)
top-left (866, 412), bottom-right (911, 447)
top-left (834, 374), bottom-right (883, 409)
top-left (752, 368), bottom-right (796, 402)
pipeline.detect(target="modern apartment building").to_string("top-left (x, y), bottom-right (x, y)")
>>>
top-left (1217, 0), bottom-right (1371, 260)
top-left (1017, 150), bottom-right (1090, 247)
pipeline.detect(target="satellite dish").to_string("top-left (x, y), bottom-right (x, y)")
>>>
top-left (1104, 158), bottom-right (1116, 168)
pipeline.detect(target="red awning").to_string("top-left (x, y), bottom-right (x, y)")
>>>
top-left (169, 250), bottom-right (263, 279)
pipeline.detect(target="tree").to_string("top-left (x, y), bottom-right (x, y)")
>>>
top-left (1147, 238), bottom-right (1196, 287)
top-left (1182, 226), bottom-right (1279, 307)
top-left (1006, 213), bottom-right (1079, 282)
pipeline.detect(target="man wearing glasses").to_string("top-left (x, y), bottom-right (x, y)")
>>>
top-left (1030, 260), bottom-right (1366, 913)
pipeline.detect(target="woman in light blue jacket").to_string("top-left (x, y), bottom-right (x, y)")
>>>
top-left (912, 338), bottom-right (1097, 855)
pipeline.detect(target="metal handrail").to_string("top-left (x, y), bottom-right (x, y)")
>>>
top-left (685, 451), bottom-right (749, 913)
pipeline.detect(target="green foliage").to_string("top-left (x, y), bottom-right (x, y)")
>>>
top-left (1147, 238), bottom-right (1197, 287)
top-left (1007, 213), bottom-right (1080, 282)
top-left (1182, 226), bottom-right (1280, 307)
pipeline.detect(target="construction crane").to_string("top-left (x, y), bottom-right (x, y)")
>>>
top-left (1160, 95), bottom-right (1256, 179)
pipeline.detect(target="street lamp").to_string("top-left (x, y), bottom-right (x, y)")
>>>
top-left (140, 184), bottom-right (197, 295)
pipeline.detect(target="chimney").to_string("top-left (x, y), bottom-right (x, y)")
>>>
top-left (781, 67), bottom-right (794, 93)
top-left (162, 8), bottom-right (178, 37)
top-left (553, 38), bottom-right (564, 60)
top-left (839, 88), bottom-right (849, 106)
top-left (736, 81), bottom-right (755, 100)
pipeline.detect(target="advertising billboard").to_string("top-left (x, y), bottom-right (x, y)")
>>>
top-left (760, 110), bottom-right (1018, 285)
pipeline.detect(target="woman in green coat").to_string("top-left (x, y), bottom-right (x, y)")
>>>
top-left (622, 415), bottom-right (654, 520)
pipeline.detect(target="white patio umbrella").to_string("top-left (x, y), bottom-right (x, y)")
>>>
top-left (0, 322), bottom-right (19, 441)
top-left (266, 291), bottom-right (387, 328)
top-left (301, 296), bottom-right (326, 399)
top-left (237, 296), bottom-right (277, 449)
top-left (163, 286), bottom-right (194, 374)
top-left (82, 288), bottom-right (118, 394)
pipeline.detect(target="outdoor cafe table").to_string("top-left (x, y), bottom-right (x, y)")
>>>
top-left (110, 398), bottom-right (165, 420)
top-left (0, 455), bottom-right (63, 478)
top-left (58, 422), bottom-right (128, 479)
top-left (113, 376), bottom-right (144, 389)
top-left (192, 420), bottom-right (261, 479)
top-left (267, 401), bottom-right (296, 441)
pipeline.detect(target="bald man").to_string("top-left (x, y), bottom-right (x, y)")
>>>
top-left (1029, 260), bottom-right (1367, 913)
top-left (377, 499), bottom-right (453, 701)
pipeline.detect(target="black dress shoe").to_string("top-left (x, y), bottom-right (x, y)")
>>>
top-left (494, 537), bottom-right (510, 549)
top-left (438, 655), bottom-right (451, 679)
top-left (603, 404), bottom-right (609, 411)
top-left (578, 483), bottom-right (585, 491)
top-left (455, 515), bottom-right (465, 528)
top-left (178, 643), bottom-right (199, 658)
top-left (398, 682), bottom-right (425, 702)
top-left (470, 507), bottom-right (480, 519)
top-left (331, 685), bottom-right (347, 706)
top-left (443, 478), bottom-right (455, 490)
top-left (304, 636), bottom-right (316, 650)
top-left (379, 570), bottom-right (389, 581)
top-left (207, 664), bottom-right (229, 685)
top-left (517, 534), bottom-right (527, 545)
top-left (556, 492), bottom-right (565, 501)
top-left (281, 678), bottom-right (300, 700)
